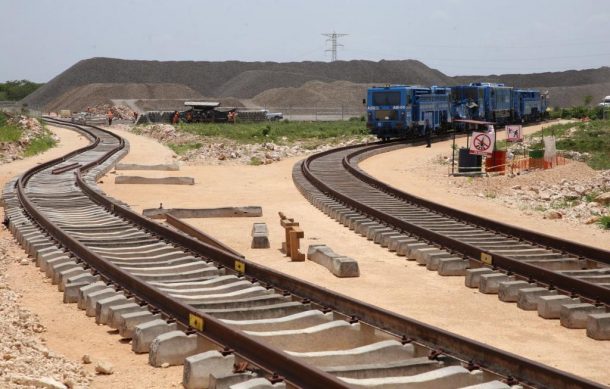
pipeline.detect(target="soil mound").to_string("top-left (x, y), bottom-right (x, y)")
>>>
top-left (21, 57), bottom-right (610, 110)
top-left (252, 80), bottom-right (371, 109)
top-left (23, 57), bottom-right (452, 110)
top-left (217, 70), bottom-right (335, 99)
top-left (46, 83), bottom-right (202, 112)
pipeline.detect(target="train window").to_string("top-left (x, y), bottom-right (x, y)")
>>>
top-left (372, 92), bottom-right (401, 106)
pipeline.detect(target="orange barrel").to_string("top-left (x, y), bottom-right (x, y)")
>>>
top-left (485, 150), bottom-right (507, 173)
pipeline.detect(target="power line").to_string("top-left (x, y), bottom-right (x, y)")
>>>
top-left (322, 32), bottom-right (348, 62)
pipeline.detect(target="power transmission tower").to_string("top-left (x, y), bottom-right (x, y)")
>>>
top-left (322, 32), bottom-right (348, 62)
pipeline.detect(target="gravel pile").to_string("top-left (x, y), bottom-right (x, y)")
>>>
top-left (252, 80), bottom-right (371, 111)
top-left (44, 83), bottom-right (204, 113)
top-left (24, 58), bottom-right (610, 113)
top-left (503, 171), bottom-right (610, 224)
top-left (0, 115), bottom-right (59, 165)
top-left (24, 58), bottom-right (452, 110)
top-left (444, 159), bottom-right (610, 226)
top-left (86, 104), bottom-right (135, 120)
top-left (0, 211), bottom-right (92, 389)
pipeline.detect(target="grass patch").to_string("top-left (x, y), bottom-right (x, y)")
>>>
top-left (528, 120), bottom-right (610, 170)
top-left (0, 112), bottom-right (22, 142)
top-left (23, 132), bottom-right (56, 157)
top-left (176, 121), bottom-right (369, 145)
top-left (168, 142), bottom-right (202, 155)
top-left (249, 156), bottom-right (263, 166)
top-left (599, 215), bottom-right (610, 230)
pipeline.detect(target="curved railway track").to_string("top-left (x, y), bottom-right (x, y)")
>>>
top-left (295, 138), bottom-right (610, 341)
top-left (1, 118), bottom-right (604, 388)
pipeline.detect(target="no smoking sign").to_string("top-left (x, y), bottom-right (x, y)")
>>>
top-left (469, 131), bottom-right (495, 155)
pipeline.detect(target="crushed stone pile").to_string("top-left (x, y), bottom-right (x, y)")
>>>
top-left (0, 115), bottom-right (58, 165)
top-left (87, 104), bottom-right (135, 120)
top-left (443, 158), bottom-right (610, 226)
top-left (0, 210), bottom-right (92, 388)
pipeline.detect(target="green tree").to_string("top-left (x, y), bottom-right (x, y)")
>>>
top-left (0, 80), bottom-right (44, 101)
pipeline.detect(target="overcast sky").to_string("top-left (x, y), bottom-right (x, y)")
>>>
top-left (1, 0), bottom-right (609, 83)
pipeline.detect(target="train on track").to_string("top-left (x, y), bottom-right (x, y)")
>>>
top-left (366, 83), bottom-right (548, 140)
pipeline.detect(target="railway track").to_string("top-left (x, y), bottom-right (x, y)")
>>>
top-left (294, 138), bottom-right (610, 342)
top-left (1, 118), bottom-right (604, 388)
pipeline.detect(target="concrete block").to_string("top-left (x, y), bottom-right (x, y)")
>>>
top-left (109, 303), bottom-right (147, 329)
top-left (132, 319), bottom-right (178, 353)
top-left (307, 245), bottom-right (359, 277)
top-left (560, 303), bottom-right (606, 329)
top-left (116, 176), bottom-right (194, 185)
top-left (145, 206), bottom-right (262, 219)
top-left (251, 223), bottom-right (270, 249)
top-left (465, 268), bottom-right (494, 288)
top-left (85, 288), bottom-right (118, 316)
top-left (149, 331), bottom-right (200, 367)
top-left (437, 258), bottom-right (469, 276)
top-left (411, 247), bottom-right (443, 266)
top-left (44, 256), bottom-right (72, 278)
top-left (498, 281), bottom-right (532, 302)
top-left (587, 313), bottom-right (610, 340)
top-left (396, 242), bottom-right (428, 258)
top-left (517, 287), bottom-right (557, 310)
top-left (118, 311), bottom-right (160, 338)
top-left (479, 273), bottom-right (512, 294)
top-left (182, 350), bottom-right (235, 389)
top-left (537, 295), bottom-right (580, 319)
top-left (380, 234), bottom-right (406, 248)
top-left (96, 295), bottom-right (132, 324)
top-left (63, 281), bottom-right (92, 303)
top-left (209, 372), bottom-right (258, 389)
top-left (425, 253), bottom-right (455, 271)
top-left (77, 282), bottom-right (107, 309)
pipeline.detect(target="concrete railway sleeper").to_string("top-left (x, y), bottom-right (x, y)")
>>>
top-left (295, 140), bottom-right (610, 343)
top-left (0, 118), bottom-right (602, 388)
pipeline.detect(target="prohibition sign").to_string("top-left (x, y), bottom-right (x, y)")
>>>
top-left (473, 133), bottom-right (492, 152)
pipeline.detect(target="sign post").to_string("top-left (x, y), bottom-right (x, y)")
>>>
top-left (506, 125), bottom-right (523, 142)
top-left (469, 131), bottom-right (495, 156)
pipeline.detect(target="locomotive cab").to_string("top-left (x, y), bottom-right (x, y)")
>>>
top-left (366, 85), bottom-right (412, 140)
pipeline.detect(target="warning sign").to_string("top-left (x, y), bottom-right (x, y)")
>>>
top-left (506, 125), bottom-right (523, 142)
top-left (469, 131), bottom-right (495, 155)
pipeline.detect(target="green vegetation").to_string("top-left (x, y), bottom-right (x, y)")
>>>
top-left (24, 132), bottom-right (56, 157)
top-left (167, 142), bottom-right (202, 155)
top-left (249, 156), bottom-right (263, 166)
top-left (0, 112), bottom-right (57, 157)
top-left (599, 215), bottom-right (610, 230)
top-left (548, 105), bottom-right (608, 120)
top-left (176, 121), bottom-right (369, 146)
top-left (528, 120), bottom-right (610, 170)
top-left (0, 80), bottom-right (44, 101)
top-left (0, 112), bottom-right (22, 142)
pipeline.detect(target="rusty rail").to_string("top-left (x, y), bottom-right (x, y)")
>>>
top-left (14, 118), bottom-right (604, 388)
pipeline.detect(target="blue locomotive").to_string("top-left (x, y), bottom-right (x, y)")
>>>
top-left (366, 83), bottom-right (548, 139)
top-left (366, 85), bottom-right (452, 140)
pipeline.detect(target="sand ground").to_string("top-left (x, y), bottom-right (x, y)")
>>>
top-left (1, 123), bottom-right (608, 387)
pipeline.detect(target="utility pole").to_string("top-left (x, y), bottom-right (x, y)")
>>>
top-left (322, 32), bottom-right (348, 62)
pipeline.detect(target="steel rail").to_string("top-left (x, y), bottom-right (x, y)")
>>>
top-left (15, 119), bottom-right (603, 388)
top-left (71, 130), bottom-right (602, 388)
top-left (345, 145), bottom-right (610, 265)
top-left (18, 118), bottom-right (348, 389)
top-left (300, 141), bottom-right (610, 307)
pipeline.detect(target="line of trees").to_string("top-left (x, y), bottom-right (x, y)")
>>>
top-left (0, 80), bottom-right (44, 101)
